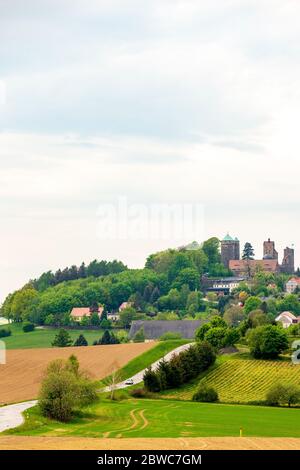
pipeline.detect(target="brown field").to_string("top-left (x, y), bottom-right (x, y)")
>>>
top-left (0, 343), bottom-right (154, 405)
top-left (1, 436), bottom-right (300, 450)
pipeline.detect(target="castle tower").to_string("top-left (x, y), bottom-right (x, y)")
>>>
top-left (221, 234), bottom-right (240, 269)
top-left (281, 247), bottom-right (295, 274)
top-left (263, 238), bottom-right (278, 260)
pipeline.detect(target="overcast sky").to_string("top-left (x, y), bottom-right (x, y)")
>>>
top-left (1, 0), bottom-right (300, 300)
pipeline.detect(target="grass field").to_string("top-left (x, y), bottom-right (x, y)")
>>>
top-left (7, 398), bottom-right (300, 438)
top-left (160, 353), bottom-right (300, 403)
top-left (0, 343), bottom-right (155, 405)
top-left (1, 323), bottom-right (109, 349)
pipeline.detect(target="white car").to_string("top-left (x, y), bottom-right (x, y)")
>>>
top-left (125, 378), bottom-right (134, 385)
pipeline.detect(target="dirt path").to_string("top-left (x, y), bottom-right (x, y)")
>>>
top-left (2, 436), bottom-right (300, 450)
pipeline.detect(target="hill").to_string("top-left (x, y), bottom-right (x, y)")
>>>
top-left (160, 353), bottom-right (300, 404)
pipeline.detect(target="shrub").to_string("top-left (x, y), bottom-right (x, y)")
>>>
top-left (0, 328), bottom-right (11, 338)
top-left (159, 331), bottom-right (182, 341)
top-left (74, 334), bottom-right (88, 346)
top-left (193, 383), bottom-right (219, 403)
top-left (129, 388), bottom-right (151, 398)
top-left (22, 322), bottom-right (35, 333)
top-left (247, 325), bottom-right (288, 359)
top-left (38, 355), bottom-right (97, 422)
top-left (143, 367), bottom-right (161, 392)
top-left (51, 329), bottom-right (73, 347)
top-left (266, 383), bottom-right (300, 407)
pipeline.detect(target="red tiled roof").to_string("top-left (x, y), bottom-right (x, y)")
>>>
top-left (70, 306), bottom-right (104, 318)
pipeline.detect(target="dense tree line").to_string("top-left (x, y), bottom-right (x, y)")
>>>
top-left (32, 259), bottom-right (128, 291)
top-left (143, 342), bottom-right (216, 392)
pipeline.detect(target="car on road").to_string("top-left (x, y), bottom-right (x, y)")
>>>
top-left (125, 378), bottom-right (134, 385)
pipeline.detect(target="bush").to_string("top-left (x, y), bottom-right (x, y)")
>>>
top-left (159, 332), bottom-right (182, 341)
top-left (247, 325), bottom-right (289, 359)
top-left (22, 322), bottom-right (35, 333)
top-left (193, 383), bottom-right (219, 403)
top-left (52, 329), bottom-right (73, 347)
top-left (266, 383), bottom-right (300, 407)
top-left (0, 328), bottom-right (11, 338)
top-left (129, 388), bottom-right (151, 398)
top-left (74, 334), bottom-right (88, 346)
top-left (38, 355), bottom-right (97, 422)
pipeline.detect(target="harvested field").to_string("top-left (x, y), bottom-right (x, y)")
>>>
top-left (1, 436), bottom-right (300, 450)
top-left (0, 343), bottom-right (154, 405)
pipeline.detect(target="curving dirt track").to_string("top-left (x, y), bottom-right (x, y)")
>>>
top-left (1, 436), bottom-right (300, 450)
top-left (0, 343), bottom-right (154, 405)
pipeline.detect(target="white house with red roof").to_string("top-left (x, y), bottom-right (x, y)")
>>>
top-left (286, 277), bottom-right (300, 294)
top-left (119, 301), bottom-right (133, 312)
top-left (275, 311), bottom-right (300, 328)
top-left (70, 306), bottom-right (104, 322)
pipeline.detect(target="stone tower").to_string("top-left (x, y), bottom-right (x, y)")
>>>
top-left (221, 234), bottom-right (240, 269)
top-left (263, 238), bottom-right (278, 260)
top-left (281, 247), bottom-right (295, 274)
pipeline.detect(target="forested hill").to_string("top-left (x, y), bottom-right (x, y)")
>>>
top-left (1, 237), bottom-right (230, 326)
top-left (32, 259), bottom-right (128, 291)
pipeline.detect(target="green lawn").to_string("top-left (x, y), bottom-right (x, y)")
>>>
top-left (2, 323), bottom-right (106, 349)
top-left (7, 398), bottom-right (300, 438)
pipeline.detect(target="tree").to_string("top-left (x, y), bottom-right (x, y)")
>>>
top-left (248, 309), bottom-right (268, 327)
top-left (133, 327), bottom-right (145, 343)
top-left (119, 306), bottom-right (138, 328)
top-left (266, 383), bottom-right (300, 407)
top-left (143, 367), bottom-right (161, 392)
top-left (242, 242), bottom-right (255, 260)
top-left (103, 360), bottom-right (123, 400)
top-left (74, 334), bottom-right (88, 346)
top-left (52, 329), bottom-right (73, 347)
top-left (90, 312), bottom-right (101, 327)
top-left (247, 325), bottom-right (288, 359)
top-left (193, 383), bottom-right (219, 402)
top-left (101, 330), bottom-right (112, 345)
top-left (224, 306), bottom-right (245, 326)
top-left (38, 356), bottom-right (97, 422)
top-left (100, 318), bottom-right (112, 329)
top-left (244, 296), bottom-right (262, 314)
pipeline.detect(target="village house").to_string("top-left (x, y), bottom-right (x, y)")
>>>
top-left (70, 306), bottom-right (104, 322)
top-left (107, 312), bottom-right (120, 322)
top-left (275, 311), bottom-right (300, 329)
top-left (286, 277), bottom-right (300, 294)
top-left (119, 301), bottom-right (132, 312)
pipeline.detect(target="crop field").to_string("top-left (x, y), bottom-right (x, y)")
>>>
top-left (0, 343), bottom-right (154, 405)
top-left (161, 355), bottom-right (300, 403)
top-left (7, 398), bottom-right (300, 438)
top-left (2, 436), bottom-right (300, 450)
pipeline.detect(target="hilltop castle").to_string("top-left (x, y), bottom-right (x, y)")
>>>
top-left (221, 235), bottom-right (295, 277)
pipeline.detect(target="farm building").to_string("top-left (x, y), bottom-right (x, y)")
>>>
top-left (70, 306), bottom-right (104, 322)
top-left (129, 320), bottom-right (203, 340)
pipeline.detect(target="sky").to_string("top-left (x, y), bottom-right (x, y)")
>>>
top-left (1, 0), bottom-right (300, 300)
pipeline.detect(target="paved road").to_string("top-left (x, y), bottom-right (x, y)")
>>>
top-left (0, 342), bottom-right (192, 432)
top-left (0, 401), bottom-right (37, 433)
top-left (103, 342), bottom-right (193, 392)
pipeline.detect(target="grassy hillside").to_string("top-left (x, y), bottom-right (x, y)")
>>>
top-left (8, 398), bottom-right (300, 438)
top-left (2, 323), bottom-right (107, 349)
top-left (100, 339), bottom-right (188, 384)
top-left (160, 353), bottom-right (300, 404)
